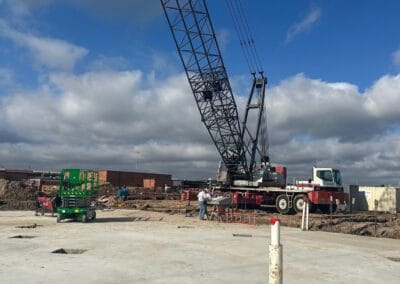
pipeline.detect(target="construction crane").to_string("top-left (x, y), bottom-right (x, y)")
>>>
top-left (161, 0), bottom-right (270, 185)
top-left (161, 0), bottom-right (346, 213)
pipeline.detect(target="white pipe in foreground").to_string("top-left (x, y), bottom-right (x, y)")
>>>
top-left (305, 202), bottom-right (309, 230)
top-left (301, 201), bottom-right (306, 230)
top-left (269, 218), bottom-right (282, 284)
top-left (301, 198), bottom-right (309, 231)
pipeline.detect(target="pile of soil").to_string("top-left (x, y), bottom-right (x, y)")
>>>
top-left (0, 179), bottom-right (36, 210)
top-left (255, 211), bottom-right (400, 239)
top-left (308, 213), bottom-right (400, 239)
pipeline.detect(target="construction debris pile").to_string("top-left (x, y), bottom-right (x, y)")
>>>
top-left (0, 179), bottom-right (36, 210)
top-left (309, 213), bottom-right (400, 239)
top-left (97, 184), bottom-right (181, 209)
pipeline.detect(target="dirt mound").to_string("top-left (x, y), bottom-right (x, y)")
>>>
top-left (307, 213), bottom-right (400, 239)
top-left (255, 211), bottom-right (400, 239)
top-left (0, 179), bottom-right (36, 210)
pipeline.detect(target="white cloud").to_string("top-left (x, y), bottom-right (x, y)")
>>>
top-left (1, 66), bottom-right (400, 184)
top-left (364, 74), bottom-right (400, 120)
top-left (88, 56), bottom-right (129, 72)
top-left (393, 49), bottom-right (400, 68)
top-left (272, 134), bottom-right (400, 185)
top-left (0, 21), bottom-right (398, 183)
top-left (267, 73), bottom-right (400, 143)
top-left (286, 7), bottom-right (321, 43)
top-left (0, 68), bottom-right (215, 178)
top-left (1, 70), bottom-right (204, 143)
top-left (2, 0), bottom-right (52, 17)
top-left (0, 21), bottom-right (88, 71)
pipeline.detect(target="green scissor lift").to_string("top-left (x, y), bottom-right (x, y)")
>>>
top-left (56, 169), bottom-right (99, 223)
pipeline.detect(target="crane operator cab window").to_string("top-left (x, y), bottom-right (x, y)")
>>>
top-left (316, 170), bottom-right (333, 182)
top-left (316, 169), bottom-right (342, 185)
top-left (333, 169), bottom-right (342, 185)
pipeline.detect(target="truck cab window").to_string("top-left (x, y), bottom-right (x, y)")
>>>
top-left (316, 170), bottom-right (333, 182)
top-left (333, 170), bottom-right (342, 185)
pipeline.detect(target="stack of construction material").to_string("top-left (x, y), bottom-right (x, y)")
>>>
top-left (209, 196), bottom-right (233, 205)
top-left (97, 195), bottom-right (117, 208)
top-left (0, 179), bottom-right (36, 210)
top-left (97, 182), bottom-right (114, 196)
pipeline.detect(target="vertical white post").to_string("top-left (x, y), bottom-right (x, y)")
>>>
top-left (305, 202), bottom-right (309, 231)
top-left (301, 201), bottom-right (306, 230)
top-left (269, 218), bottom-right (282, 284)
top-left (301, 198), bottom-right (309, 231)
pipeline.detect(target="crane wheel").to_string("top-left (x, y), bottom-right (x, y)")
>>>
top-left (293, 195), bottom-right (306, 214)
top-left (276, 195), bottom-right (290, 214)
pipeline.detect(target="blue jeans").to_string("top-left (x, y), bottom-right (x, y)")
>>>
top-left (199, 201), bottom-right (206, 220)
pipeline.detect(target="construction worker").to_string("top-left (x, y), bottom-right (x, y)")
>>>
top-left (197, 188), bottom-right (211, 220)
top-left (117, 185), bottom-right (128, 201)
top-left (197, 188), bottom-right (207, 220)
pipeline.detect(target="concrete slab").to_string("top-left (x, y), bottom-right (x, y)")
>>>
top-left (0, 210), bottom-right (399, 283)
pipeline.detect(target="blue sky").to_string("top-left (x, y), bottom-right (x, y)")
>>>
top-left (2, 1), bottom-right (400, 91)
top-left (0, 0), bottom-right (400, 185)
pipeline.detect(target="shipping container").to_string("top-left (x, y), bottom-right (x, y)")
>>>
top-left (357, 186), bottom-right (400, 213)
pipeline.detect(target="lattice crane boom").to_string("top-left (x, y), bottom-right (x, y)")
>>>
top-left (161, 0), bottom-right (267, 183)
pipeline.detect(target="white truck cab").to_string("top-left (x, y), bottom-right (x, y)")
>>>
top-left (312, 167), bottom-right (342, 187)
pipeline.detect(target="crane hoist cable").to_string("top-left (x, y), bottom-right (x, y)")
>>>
top-left (225, 0), bottom-right (256, 74)
top-left (225, 0), bottom-right (263, 74)
top-left (235, 0), bottom-right (264, 73)
top-left (225, 0), bottom-right (269, 160)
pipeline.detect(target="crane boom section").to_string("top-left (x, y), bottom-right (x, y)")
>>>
top-left (161, 0), bottom-right (248, 179)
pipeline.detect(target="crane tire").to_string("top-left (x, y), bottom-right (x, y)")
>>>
top-left (276, 194), bottom-right (290, 214)
top-left (293, 195), bottom-right (306, 213)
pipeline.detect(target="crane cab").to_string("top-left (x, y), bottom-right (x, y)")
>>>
top-left (312, 167), bottom-right (342, 187)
